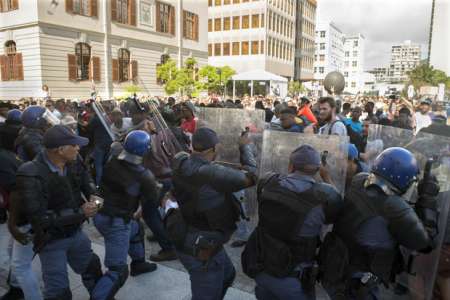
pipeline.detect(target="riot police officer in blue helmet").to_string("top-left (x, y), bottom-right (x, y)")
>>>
top-left (168, 127), bottom-right (258, 300)
top-left (320, 147), bottom-right (440, 299)
top-left (91, 130), bottom-right (159, 300)
top-left (0, 109), bottom-right (22, 152)
top-left (15, 105), bottom-right (59, 161)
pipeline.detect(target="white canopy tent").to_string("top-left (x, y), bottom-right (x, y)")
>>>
top-left (231, 69), bottom-right (288, 98)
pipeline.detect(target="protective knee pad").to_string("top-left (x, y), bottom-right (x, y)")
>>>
top-left (44, 287), bottom-right (72, 300)
top-left (82, 253), bottom-right (103, 293)
top-left (109, 264), bottom-right (129, 288)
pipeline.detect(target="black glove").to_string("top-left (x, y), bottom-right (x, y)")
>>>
top-left (417, 175), bottom-right (440, 209)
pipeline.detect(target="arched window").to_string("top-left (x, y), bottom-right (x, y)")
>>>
top-left (118, 48), bottom-right (130, 82)
top-left (5, 40), bottom-right (16, 55)
top-left (75, 42), bottom-right (91, 80)
top-left (1, 40), bottom-right (23, 81)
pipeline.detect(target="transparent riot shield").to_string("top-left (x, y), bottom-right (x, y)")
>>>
top-left (196, 107), bottom-right (266, 165)
top-left (92, 101), bottom-right (116, 141)
top-left (367, 124), bottom-right (450, 300)
top-left (259, 130), bottom-right (348, 196)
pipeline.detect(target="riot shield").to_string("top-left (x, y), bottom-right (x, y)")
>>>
top-left (259, 130), bottom-right (349, 196)
top-left (92, 101), bottom-right (116, 141)
top-left (196, 107), bottom-right (266, 165)
top-left (367, 124), bottom-right (450, 300)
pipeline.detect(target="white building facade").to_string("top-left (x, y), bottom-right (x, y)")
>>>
top-left (207, 0), bottom-right (296, 79)
top-left (343, 34), bottom-right (365, 94)
top-left (429, 0), bottom-right (449, 75)
top-left (388, 40), bottom-right (421, 83)
top-left (313, 22), bottom-right (344, 83)
top-left (0, 0), bottom-right (208, 100)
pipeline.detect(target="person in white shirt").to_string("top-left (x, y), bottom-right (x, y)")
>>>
top-left (317, 97), bottom-right (348, 136)
top-left (110, 108), bottom-right (133, 139)
top-left (414, 98), bottom-right (432, 133)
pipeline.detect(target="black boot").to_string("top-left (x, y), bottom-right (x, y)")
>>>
top-left (130, 260), bottom-right (157, 277)
top-left (1, 286), bottom-right (24, 300)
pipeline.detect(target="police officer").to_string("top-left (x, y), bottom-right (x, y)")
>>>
top-left (91, 130), bottom-right (158, 300)
top-left (345, 143), bottom-right (369, 190)
top-left (15, 105), bottom-right (58, 161)
top-left (0, 109), bottom-right (22, 152)
top-left (169, 127), bottom-right (257, 300)
top-left (16, 125), bottom-right (103, 299)
top-left (241, 145), bottom-right (342, 300)
top-left (320, 147), bottom-right (440, 299)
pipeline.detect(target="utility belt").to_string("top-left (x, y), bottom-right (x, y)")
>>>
top-left (289, 262), bottom-right (319, 293)
top-left (181, 231), bottom-right (224, 262)
top-left (100, 205), bottom-right (134, 223)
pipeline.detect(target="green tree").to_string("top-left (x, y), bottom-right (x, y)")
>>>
top-left (124, 84), bottom-right (142, 96)
top-left (175, 57), bottom-right (198, 96)
top-left (198, 65), bottom-right (235, 94)
top-left (407, 64), bottom-right (450, 90)
top-left (156, 58), bottom-right (179, 95)
top-left (288, 80), bottom-right (305, 97)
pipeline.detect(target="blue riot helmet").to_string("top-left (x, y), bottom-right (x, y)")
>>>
top-left (21, 105), bottom-right (60, 128)
top-left (123, 130), bottom-right (152, 157)
top-left (371, 147), bottom-right (419, 194)
top-left (7, 109), bottom-right (22, 123)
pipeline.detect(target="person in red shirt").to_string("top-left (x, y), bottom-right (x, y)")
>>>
top-left (180, 102), bottom-right (197, 134)
top-left (297, 97), bottom-right (318, 125)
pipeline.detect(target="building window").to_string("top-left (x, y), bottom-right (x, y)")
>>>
top-left (351, 82), bottom-right (356, 88)
top-left (223, 17), bottom-right (230, 30)
top-left (260, 40), bottom-right (264, 54)
top-left (232, 42), bottom-right (240, 55)
top-left (208, 0), bottom-right (212, 6)
top-left (75, 42), bottom-right (91, 80)
top-left (345, 82), bottom-right (348, 88)
top-left (224, 0), bottom-right (230, 4)
top-left (233, 0), bottom-right (240, 3)
top-left (320, 43), bottom-right (325, 50)
top-left (116, 0), bottom-right (129, 24)
top-left (251, 41), bottom-right (259, 54)
top-left (344, 72), bottom-right (348, 77)
top-left (118, 48), bottom-right (130, 82)
top-left (319, 67), bottom-right (324, 74)
top-left (208, 44), bottom-right (212, 56)
top-left (352, 61), bottom-right (357, 67)
top-left (320, 31), bottom-right (325, 38)
top-left (214, 43), bottom-right (221, 56)
top-left (319, 55), bottom-right (325, 62)
top-left (353, 51), bottom-right (358, 57)
top-left (251, 14), bottom-right (259, 28)
top-left (0, 0), bottom-right (18, 12)
top-left (214, 18), bottom-right (221, 31)
top-left (353, 41), bottom-right (358, 47)
top-left (0, 41), bottom-right (23, 81)
top-left (156, 2), bottom-right (175, 34)
top-left (223, 43), bottom-right (230, 56)
top-left (72, 0), bottom-right (89, 16)
top-left (345, 61), bottom-right (349, 67)
top-left (345, 51), bottom-right (349, 57)
top-left (242, 15), bottom-right (249, 29)
top-left (215, 0), bottom-right (221, 5)
top-left (232, 16), bottom-right (240, 29)
top-left (183, 11), bottom-right (198, 40)
top-left (261, 13), bottom-right (265, 27)
top-left (241, 41), bottom-right (249, 55)
top-left (208, 19), bottom-right (212, 32)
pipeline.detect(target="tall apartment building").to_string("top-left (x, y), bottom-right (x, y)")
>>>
top-left (388, 40), bottom-right (421, 83)
top-left (367, 67), bottom-right (389, 83)
top-left (343, 34), bottom-right (365, 94)
top-left (429, 0), bottom-right (449, 75)
top-left (208, 0), bottom-right (296, 79)
top-left (0, 0), bottom-right (208, 100)
top-left (294, 0), bottom-right (316, 81)
top-left (313, 22), bottom-right (344, 83)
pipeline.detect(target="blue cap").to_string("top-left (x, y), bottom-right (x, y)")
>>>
top-left (192, 128), bottom-right (219, 151)
top-left (7, 109), bottom-right (22, 122)
top-left (290, 144), bottom-right (321, 171)
top-left (43, 125), bottom-right (89, 149)
top-left (348, 144), bottom-right (359, 160)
